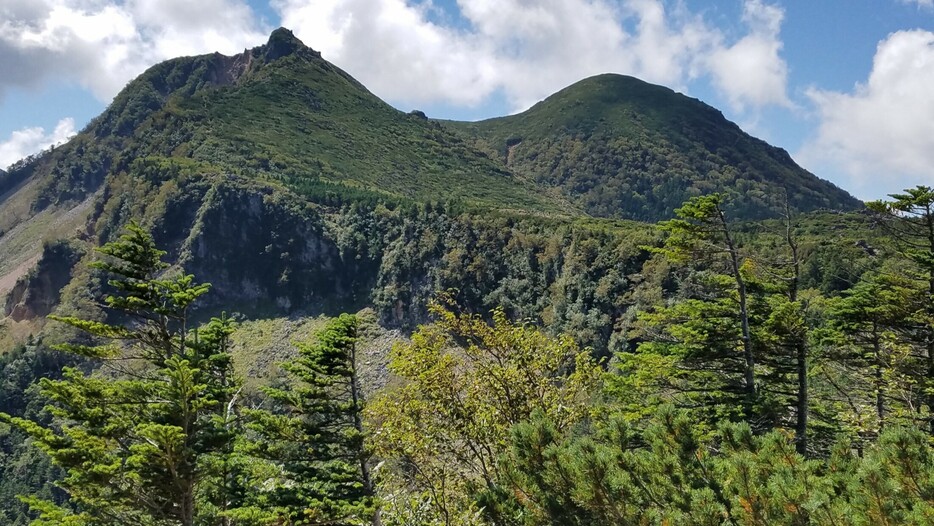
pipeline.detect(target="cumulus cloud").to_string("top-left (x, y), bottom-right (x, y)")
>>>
top-left (0, 118), bottom-right (76, 169)
top-left (275, 0), bottom-right (500, 106)
top-left (276, 0), bottom-right (789, 112)
top-left (799, 30), bottom-right (934, 195)
top-left (0, 0), bottom-right (268, 102)
top-left (706, 0), bottom-right (790, 111)
top-left (0, 0), bottom-right (792, 171)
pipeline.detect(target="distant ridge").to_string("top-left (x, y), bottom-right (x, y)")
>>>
top-left (0, 27), bottom-right (870, 358)
top-left (3, 30), bottom-right (859, 225)
top-left (4, 27), bottom-right (563, 217)
top-left (445, 73), bottom-right (860, 221)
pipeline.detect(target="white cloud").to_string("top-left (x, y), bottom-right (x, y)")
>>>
top-left (706, 0), bottom-right (790, 111)
top-left (0, 0), bottom-right (792, 147)
top-left (276, 0), bottom-right (789, 113)
top-left (0, 0), bottom-right (268, 102)
top-left (900, 0), bottom-right (933, 9)
top-left (799, 30), bottom-right (934, 196)
top-left (0, 118), bottom-right (76, 169)
top-left (275, 0), bottom-right (500, 106)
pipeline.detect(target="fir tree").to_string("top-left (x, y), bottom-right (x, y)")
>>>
top-left (1, 222), bottom-right (241, 526)
top-left (823, 269), bottom-right (922, 436)
top-left (249, 314), bottom-right (376, 525)
top-left (627, 194), bottom-right (759, 423)
top-left (867, 186), bottom-right (934, 433)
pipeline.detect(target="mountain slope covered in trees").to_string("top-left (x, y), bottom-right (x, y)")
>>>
top-left (0, 28), bottom-right (865, 349)
top-left (4, 26), bottom-right (933, 526)
top-left (3, 195), bottom-right (932, 525)
top-left (0, 28), bottom-right (562, 219)
top-left (1, 29), bottom-right (858, 241)
top-left (445, 74), bottom-right (860, 220)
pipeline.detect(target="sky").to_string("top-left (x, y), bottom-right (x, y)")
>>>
top-left (1, 1), bottom-right (933, 200)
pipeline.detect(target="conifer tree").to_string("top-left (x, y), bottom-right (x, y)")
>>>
top-left (746, 203), bottom-right (815, 452)
top-left (823, 269), bottom-right (922, 435)
top-left (868, 186), bottom-right (934, 433)
top-left (490, 406), bottom-right (934, 525)
top-left (630, 194), bottom-right (758, 421)
top-left (1, 222), bottom-right (240, 526)
top-left (249, 314), bottom-right (376, 525)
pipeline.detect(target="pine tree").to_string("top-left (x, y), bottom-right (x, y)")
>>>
top-left (490, 405), bottom-right (934, 526)
top-left (249, 314), bottom-right (376, 525)
top-left (1, 222), bottom-right (240, 526)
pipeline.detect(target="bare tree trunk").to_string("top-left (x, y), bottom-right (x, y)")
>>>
top-left (785, 203), bottom-right (808, 455)
top-left (873, 329), bottom-right (886, 430)
top-left (925, 207), bottom-right (934, 435)
top-left (181, 485), bottom-right (195, 526)
top-left (718, 207), bottom-right (757, 408)
top-left (349, 337), bottom-right (381, 526)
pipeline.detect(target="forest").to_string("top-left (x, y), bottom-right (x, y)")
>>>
top-left (2, 185), bottom-right (934, 526)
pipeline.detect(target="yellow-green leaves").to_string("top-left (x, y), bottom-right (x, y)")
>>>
top-left (368, 299), bottom-right (601, 524)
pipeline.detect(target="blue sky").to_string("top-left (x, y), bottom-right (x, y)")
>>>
top-left (1, 0), bottom-right (933, 200)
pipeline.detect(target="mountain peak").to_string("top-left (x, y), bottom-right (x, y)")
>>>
top-left (445, 73), bottom-right (860, 220)
top-left (264, 27), bottom-right (307, 60)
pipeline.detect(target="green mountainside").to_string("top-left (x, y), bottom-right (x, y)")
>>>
top-left (445, 74), bottom-right (860, 220)
top-left (0, 27), bottom-right (869, 355)
top-left (2, 29), bottom-right (859, 229)
top-left (1, 29), bottom-right (917, 526)
top-left (1, 28), bottom-right (561, 216)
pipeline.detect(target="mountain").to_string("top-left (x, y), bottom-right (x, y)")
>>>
top-left (1, 28), bottom-right (561, 216)
top-left (444, 74), bottom-right (860, 221)
top-left (0, 28), bottom-right (565, 334)
top-left (0, 32), bottom-right (886, 523)
top-left (2, 30), bottom-right (858, 228)
top-left (0, 28), bottom-right (868, 346)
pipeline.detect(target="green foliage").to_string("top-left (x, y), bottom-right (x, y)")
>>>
top-left (446, 74), bottom-right (860, 221)
top-left (3, 189), bottom-right (934, 525)
top-left (248, 314), bottom-right (375, 524)
top-left (329, 201), bottom-right (653, 356)
top-left (367, 299), bottom-right (602, 524)
top-left (7, 28), bottom-right (934, 522)
top-left (49, 221), bottom-right (211, 360)
top-left (866, 186), bottom-right (934, 432)
top-left (490, 406), bottom-right (934, 526)
top-left (13, 34), bottom-right (858, 226)
top-left (1, 223), bottom-right (241, 526)
top-left (653, 193), bottom-right (732, 262)
top-left (618, 194), bottom-right (758, 423)
top-left (867, 186), bottom-right (934, 276)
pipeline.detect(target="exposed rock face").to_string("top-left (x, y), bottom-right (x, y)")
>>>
top-left (3, 241), bottom-right (82, 322)
top-left (206, 28), bottom-right (322, 87)
top-left (263, 27), bottom-right (317, 61)
top-left (178, 177), bottom-right (346, 315)
top-left (208, 51), bottom-right (255, 87)
top-left (3, 171), bottom-right (359, 329)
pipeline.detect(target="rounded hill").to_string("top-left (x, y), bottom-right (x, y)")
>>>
top-left (445, 73), bottom-right (861, 221)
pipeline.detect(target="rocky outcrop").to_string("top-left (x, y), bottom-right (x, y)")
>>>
top-left (3, 240), bottom-right (83, 321)
top-left (178, 177), bottom-right (347, 316)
